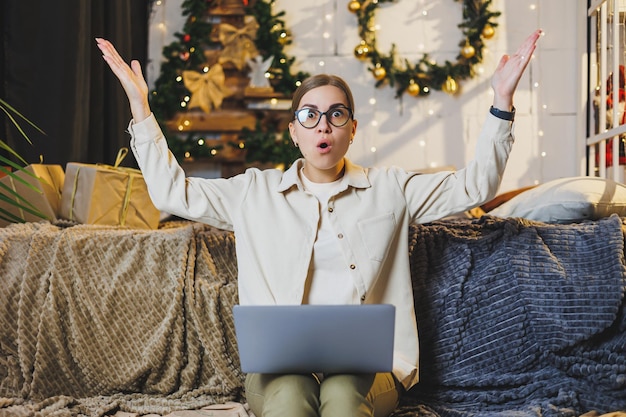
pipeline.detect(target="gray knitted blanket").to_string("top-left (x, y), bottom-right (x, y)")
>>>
top-left (393, 215), bottom-right (626, 417)
top-left (0, 215), bottom-right (624, 416)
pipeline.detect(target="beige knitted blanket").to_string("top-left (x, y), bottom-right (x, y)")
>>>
top-left (0, 221), bottom-right (244, 416)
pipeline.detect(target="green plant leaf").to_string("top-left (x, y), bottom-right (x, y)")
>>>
top-left (0, 208), bottom-right (29, 224)
top-left (0, 181), bottom-right (43, 210)
top-left (0, 156), bottom-right (46, 195)
top-left (0, 193), bottom-right (49, 220)
top-left (0, 98), bottom-right (48, 225)
top-left (0, 97), bottom-right (45, 135)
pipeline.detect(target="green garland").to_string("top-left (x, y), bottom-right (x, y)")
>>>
top-left (349, 0), bottom-right (500, 98)
top-left (150, 0), bottom-right (308, 164)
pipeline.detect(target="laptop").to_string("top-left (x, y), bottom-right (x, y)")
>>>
top-left (232, 304), bottom-right (395, 374)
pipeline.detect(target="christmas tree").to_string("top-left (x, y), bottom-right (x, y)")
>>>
top-left (150, 0), bottom-right (308, 171)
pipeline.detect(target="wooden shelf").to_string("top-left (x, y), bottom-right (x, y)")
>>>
top-left (166, 110), bottom-right (257, 133)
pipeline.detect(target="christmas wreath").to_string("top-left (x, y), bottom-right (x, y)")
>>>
top-left (348, 0), bottom-right (501, 98)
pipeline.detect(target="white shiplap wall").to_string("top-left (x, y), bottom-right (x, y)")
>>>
top-left (147, 0), bottom-right (583, 192)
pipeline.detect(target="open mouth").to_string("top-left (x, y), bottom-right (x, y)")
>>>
top-left (317, 139), bottom-right (331, 150)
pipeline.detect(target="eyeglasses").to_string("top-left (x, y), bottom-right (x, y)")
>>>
top-left (294, 106), bottom-right (353, 129)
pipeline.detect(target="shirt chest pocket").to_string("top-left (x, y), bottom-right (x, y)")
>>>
top-left (357, 213), bottom-right (396, 262)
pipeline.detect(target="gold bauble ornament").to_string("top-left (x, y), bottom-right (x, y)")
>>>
top-left (461, 43), bottom-right (476, 59)
top-left (482, 24), bottom-right (495, 39)
top-left (348, 0), bottom-right (361, 13)
top-left (354, 40), bottom-right (371, 61)
top-left (407, 80), bottom-right (420, 97)
top-left (442, 76), bottom-right (458, 95)
top-left (373, 65), bottom-right (387, 81)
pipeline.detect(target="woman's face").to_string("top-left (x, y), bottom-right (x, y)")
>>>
top-left (289, 85), bottom-right (357, 183)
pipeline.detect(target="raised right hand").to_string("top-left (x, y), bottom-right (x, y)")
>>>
top-left (96, 38), bottom-right (151, 122)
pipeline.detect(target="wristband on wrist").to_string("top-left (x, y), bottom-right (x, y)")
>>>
top-left (489, 105), bottom-right (516, 121)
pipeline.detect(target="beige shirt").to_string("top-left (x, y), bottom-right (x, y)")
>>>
top-left (128, 113), bottom-right (514, 390)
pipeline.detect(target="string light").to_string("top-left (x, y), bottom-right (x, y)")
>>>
top-left (529, 11), bottom-right (545, 184)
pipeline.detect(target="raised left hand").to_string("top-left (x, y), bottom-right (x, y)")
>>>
top-left (491, 29), bottom-right (542, 111)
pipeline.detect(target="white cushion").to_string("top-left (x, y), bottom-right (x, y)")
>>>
top-left (489, 176), bottom-right (626, 223)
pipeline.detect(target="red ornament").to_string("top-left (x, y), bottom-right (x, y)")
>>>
top-left (183, 34), bottom-right (191, 42)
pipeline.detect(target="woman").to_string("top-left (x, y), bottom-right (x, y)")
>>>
top-left (96, 28), bottom-right (541, 417)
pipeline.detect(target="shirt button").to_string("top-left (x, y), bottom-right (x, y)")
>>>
top-left (350, 264), bottom-right (356, 270)
top-left (360, 295), bottom-right (366, 302)
top-left (328, 207), bottom-right (334, 213)
top-left (337, 233), bottom-right (344, 239)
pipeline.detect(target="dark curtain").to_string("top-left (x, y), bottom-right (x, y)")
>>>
top-left (0, 0), bottom-right (149, 167)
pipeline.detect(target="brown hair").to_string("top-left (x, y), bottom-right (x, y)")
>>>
top-left (290, 74), bottom-right (356, 117)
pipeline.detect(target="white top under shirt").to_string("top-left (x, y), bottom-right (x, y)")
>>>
top-left (301, 170), bottom-right (359, 305)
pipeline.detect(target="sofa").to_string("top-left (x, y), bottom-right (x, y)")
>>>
top-left (0, 177), bottom-right (625, 417)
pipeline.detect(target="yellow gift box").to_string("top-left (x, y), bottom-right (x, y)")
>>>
top-left (60, 149), bottom-right (160, 229)
top-left (0, 164), bottom-right (65, 227)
